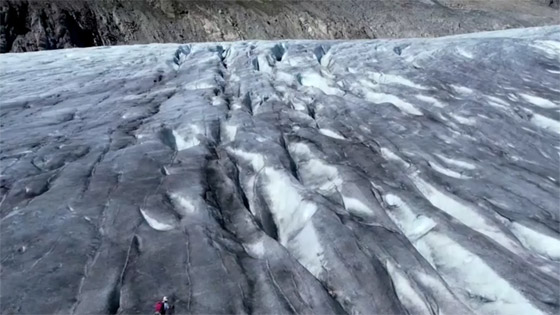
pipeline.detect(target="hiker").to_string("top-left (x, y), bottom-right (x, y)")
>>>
top-left (154, 296), bottom-right (170, 315)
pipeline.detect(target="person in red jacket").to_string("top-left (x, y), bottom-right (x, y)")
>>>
top-left (154, 296), bottom-right (170, 315)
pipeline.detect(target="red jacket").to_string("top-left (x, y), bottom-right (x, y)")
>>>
top-left (155, 301), bottom-right (164, 313)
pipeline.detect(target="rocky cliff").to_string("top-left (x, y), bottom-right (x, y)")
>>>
top-left (1, 0), bottom-right (558, 53)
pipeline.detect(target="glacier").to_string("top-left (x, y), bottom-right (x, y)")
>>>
top-left (1, 26), bottom-right (559, 314)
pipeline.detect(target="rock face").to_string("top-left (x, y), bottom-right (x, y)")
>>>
top-left (1, 27), bottom-right (559, 314)
top-left (1, 0), bottom-right (559, 53)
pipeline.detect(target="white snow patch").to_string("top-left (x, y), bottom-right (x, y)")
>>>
top-left (305, 159), bottom-right (343, 192)
top-left (123, 94), bottom-right (143, 101)
top-left (364, 91), bottom-right (423, 116)
top-left (477, 114), bottom-right (490, 120)
top-left (169, 193), bottom-right (196, 215)
top-left (434, 154), bottom-right (476, 170)
top-left (450, 113), bottom-right (476, 125)
top-left (288, 222), bottom-right (325, 278)
top-left (229, 148), bottom-right (266, 171)
top-left (288, 142), bottom-right (343, 193)
top-left (173, 129), bottom-right (200, 150)
top-left (451, 85), bottom-right (474, 95)
top-left (507, 93), bottom-right (519, 102)
top-left (277, 71), bottom-right (296, 84)
top-left (519, 93), bottom-right (558, 109)
top-left (530, 112), bottom-right (560, 135)
top-left (415, 95), bottom-right (446, 108)
top-left (381, 148), bottom-right (411, 167)
top-left (212, 96), bottom-right (226, 107)
top-left (140, 209), bottom-right (174, 231)
top-left (320, 50), bottom-right (333, 68)
top-left (229, 73), bottom-right (241, 82)
top-left (262, 168), bottom-right (317, 245)
top-left (319, 128), bottom-right (345, 139)
top-left (359, 125), bottom-right (371, 133)
top-left (386, 261), bottom-right (432, 315)
top-left (291, 98), bottom-right (308, 111)
top-left (510, 223), bottom-right (560, 260)
top-left (183, 79), bottom-right (216, 91)
top-left (244, 238), bottom-right (266, 258)
top-left (486, 96), bottom-right (509, 106)
top-left (531, 40), bottom-right (560, 57)
top-left (161, 165), bottom-right (169, 175)
top-left (342, 195), bottom-right (372, 215)
top-left (360, 125), bottom-right (371, 133)
top-left (486, 96), bottom-right (509, 110)
top-left (456, 47), bottom-right (474, 59)
top-left (417, 232), bottom-right (546, 315)
top-left (385, 194), bottom-right (437, 242)
top-left (223, 124), bottom-right (238, 142)
top-left (411, 176), bottom-right (521, 254)
top-left (300, 72), bottom-right (342, 95)
top-left (230, 103), bottom-right (243, 111)
top-left (428, 160), bottom-right (470, 179)
top-left (288, 142), bottom-right (313, 158)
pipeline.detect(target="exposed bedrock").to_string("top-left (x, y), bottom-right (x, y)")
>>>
top-left (1, 0), bottom-right (559, 53)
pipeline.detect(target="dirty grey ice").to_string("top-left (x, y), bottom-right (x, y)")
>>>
top-left (1, 26), bottom-right (559, 314)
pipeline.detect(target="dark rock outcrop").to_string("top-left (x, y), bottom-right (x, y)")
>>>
top-left (1, 0), bottom-right (559, 53)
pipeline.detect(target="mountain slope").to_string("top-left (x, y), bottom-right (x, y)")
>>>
top-left (1, 0), bottom-right (559, 53)
top-left (1, 27), bottom-right (560, 314)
